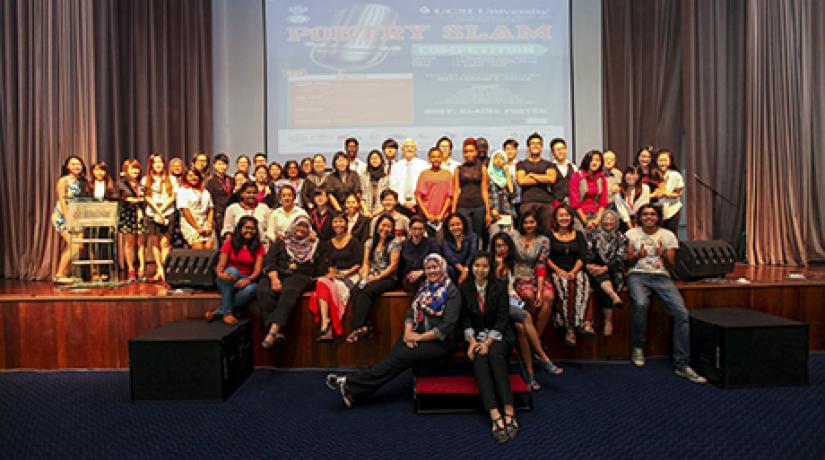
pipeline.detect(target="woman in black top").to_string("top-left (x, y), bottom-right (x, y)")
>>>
top-left (452, 138), bottom-right (490, 247)
top-left (205, 154), bottom-right (234, 246)
top-left (325, 253), bottom-right (461, 408)
top-left (309, 188), bottom-right (335, 241)
top-left (547, 204), bottom-right (592, 347)
top-left (310, 213), bottom-right (363, 343)
top-left (461, 252), bottom-right (519, 443)
top-left (326, 151), bottom-right (362, 213)
top-left (343, 193), bottom-right (370, 243)
top-left (257, 215), bottom-right (322, 348)
top-left (399, 216), bottom-right (440, 293)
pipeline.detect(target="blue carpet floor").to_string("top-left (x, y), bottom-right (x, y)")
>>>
top-left (1, 355), bottom-right (824, 459)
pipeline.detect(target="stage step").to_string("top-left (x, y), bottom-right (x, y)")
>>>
top-left (414, 374), bottom-right (533, 414)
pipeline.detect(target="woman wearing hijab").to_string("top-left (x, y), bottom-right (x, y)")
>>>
top-left (585, 209), bottom-right (627, 336)
top-left (325, 254), bottom-right (461, 408)
top-left (461, 252), bottom-right (520, 443)
top-left (487, 150), bottom-right (516, 243)
top-left (359, 150), bottom-right (391, 218)
top-left (257, 215), bottom-right (322, 347)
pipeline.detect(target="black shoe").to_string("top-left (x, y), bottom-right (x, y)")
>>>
top-left (504, 414), bottom-right (520, 440)
top-left (491, 417), bottom-right (509, 444)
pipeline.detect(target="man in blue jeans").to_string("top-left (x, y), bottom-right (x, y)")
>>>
top-left (625, 204), bottom-right (706, 384)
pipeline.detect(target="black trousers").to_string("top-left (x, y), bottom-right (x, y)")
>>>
top-left (350, 278), bottom-right (397, 329)
top-left (472, 341), bottom-right (514, 411)
top-left (346, 339), bottom-right (452, 397)
top-left (457, 206), bottom-right (486, 247)
top-left (518, 202), bottom-right (555, 235)
top-left (256, 274), bottom-right (314, 328)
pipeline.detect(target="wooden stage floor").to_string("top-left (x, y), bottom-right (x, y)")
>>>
top-left (1, 264), bottom-right (823, 369)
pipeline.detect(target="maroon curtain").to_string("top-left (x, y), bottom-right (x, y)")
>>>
top-left (0, 0), bottom-right (211, 279)
top-left (94, 0), bottom-right (213, 169)
top-left (602, 0), bottom-right (683, 169)
top-left (744, 0), bottom-right (825, 264)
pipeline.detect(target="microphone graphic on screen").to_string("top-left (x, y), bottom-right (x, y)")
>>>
top-left (309, 4), bottom-right (400, 72)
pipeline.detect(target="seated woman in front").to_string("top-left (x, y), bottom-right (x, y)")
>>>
top-left (547, 204), bottom-right (592, 347)
top-left (346, 214), bottom-right (402, 343)
top-left (206, 216), bottom-right (264, 325)
top-left (257, 215), bottom-right (322, 347)
top-left (491, 232), bottom-right (562, 391)
top-left (460, 252), bottom-right (519, 443)
top-left (309, 213), bottom-right (363, 343)
top-left (325, 254), bottom-right (461, 407)
top-left (585, 209), bottom-right (627, 336)
top-left (441, 212), bottom-right (479, 284)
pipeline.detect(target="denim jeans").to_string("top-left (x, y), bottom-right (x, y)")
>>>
top-left (627, 272), bottom-right (690, 369)
top-left (216, 266), bottom-right (258, 315)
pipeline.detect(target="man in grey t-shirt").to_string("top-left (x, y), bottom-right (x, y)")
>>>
top-left (625, 204), bottom-right (706, 384)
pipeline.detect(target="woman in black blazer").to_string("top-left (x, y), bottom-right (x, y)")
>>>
top-left (460, 252), bottom-right (519, 443)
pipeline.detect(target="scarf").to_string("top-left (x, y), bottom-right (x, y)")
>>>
top-left (368, 157), bottom-right (386, 181)
top-left (411, 254), bottom-right (451, 325)
top-left (591, 210), bottom-right (623, 263)
top-left (282, 215), bottom-right (318, 264)
top-left (487, 150), bottom-right (508, 189)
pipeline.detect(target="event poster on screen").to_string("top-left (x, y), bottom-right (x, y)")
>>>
top-left (265, 0), bottom-right (572, 159)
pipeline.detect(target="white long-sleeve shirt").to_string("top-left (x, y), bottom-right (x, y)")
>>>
top-left (614, 184), bottom-right (650, 226)
top-left (390, 157), bottom-right (428, 203)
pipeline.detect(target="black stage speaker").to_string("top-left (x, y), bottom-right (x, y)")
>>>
top-left (164, 249), bottom-right (218, 288)
top-left (690, 308), bottom-right (808, 389)
top-left (673, 240), bottom-right (736, 280)
top-left (129, 319), bottom-right (254, 402)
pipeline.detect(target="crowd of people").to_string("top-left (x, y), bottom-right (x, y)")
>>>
top-left (52, 134), bottom-right (704, 443)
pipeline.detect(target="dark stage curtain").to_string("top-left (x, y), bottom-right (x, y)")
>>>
top-left (603, 0), bottom-right (824, 264)
top-left (0, 0), bottom-right (211, 279)
top-left (744, 0), bottom-right (825, 264)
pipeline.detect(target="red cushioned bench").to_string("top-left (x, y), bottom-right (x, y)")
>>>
top-left (414, 374), bottom-right (533, 414)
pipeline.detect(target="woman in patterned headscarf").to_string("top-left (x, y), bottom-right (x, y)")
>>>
top-left (257, 215), bottom-right (322, 348)
top-left (585, 209), bottom-right (627, 336)
top-left (325, 253), bottom-right (461, 408)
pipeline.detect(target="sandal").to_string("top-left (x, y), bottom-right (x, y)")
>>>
top-left (538, 358), bottom-right (564, 376)
top-left (564, 329), bottom-right (577, 347)
top-left (504, 413), bottom-right (520, 440)
top-left (316, 323), bottom-right (335, 343)
top-left (491, 417), bottom-right (509, 444)
top-left (346, 326), bottom-right (373, 344)
top-left (204, 310), bottom-right (218, 322)
top-left (526, 373), bottom-right (541, 391)
top-left (581, 321), bottom-right (595, 337)
top-left (222, 314), bottom-right (238, 325)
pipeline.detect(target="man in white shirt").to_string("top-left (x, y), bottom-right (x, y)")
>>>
top-left (381, 138), bottom-right (399, 175)
top-left (390, 138), bottom-right (428, 216)
top-left (436, 136), bottom-right (460, 173)
top-left (625, 203), bottom-right (706, 384)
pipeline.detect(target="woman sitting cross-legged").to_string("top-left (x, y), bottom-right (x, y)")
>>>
top-left (461, 252), bottom-right (520, 443)
top-left (325, 254), bottom-right (461, 407)
top-left (257, 215), bottom-right (322, 348)
top-left (491, 231), bottom-right (563, 391)
top-left (206, 216), bottom-right (264, 325)
top-left (309, 213), bottom-right (363, 343)
top-left (346, 214), bottom-right (402, 343)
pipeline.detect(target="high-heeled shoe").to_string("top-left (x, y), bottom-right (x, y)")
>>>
top-left (491, 417), bottom-right (509, 444)
top-left (504, 413), bottom-right (520, 440)
top-left (537, 358), bottom-right (564, 376)
top-left (316, 323), bottom-right (335, 343)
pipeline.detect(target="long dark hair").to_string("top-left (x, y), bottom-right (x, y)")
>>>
top-left (516, 209), bottom-right (541, 235)
top-left (443, 212), bottom-right (470, 244)
top-left (460, 251), bottom-right (502, 305)
top-left (231, 216), bottom-right (261, 257)
top-left (369, 214), bottom-right (396, 265)
top-left (87, 161), bottom-right (114, 196)
top-left (490, 232), bottom-right (516, 273)
top-left (284, 160), bottom-right (300, 180)
top-left (61, 155), bottom-right (88, 181)
top-left (579, 150), bottom-right (604, 174)
top-left (620, 165), bottom-right (644, 198)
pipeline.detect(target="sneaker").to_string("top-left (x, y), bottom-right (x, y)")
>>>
top-left (631, 348), bottom-right (645, 367)
top-left (325, 374), bottom-right (353, 407)
top-left (675, 367), bottom-right (708, 384)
